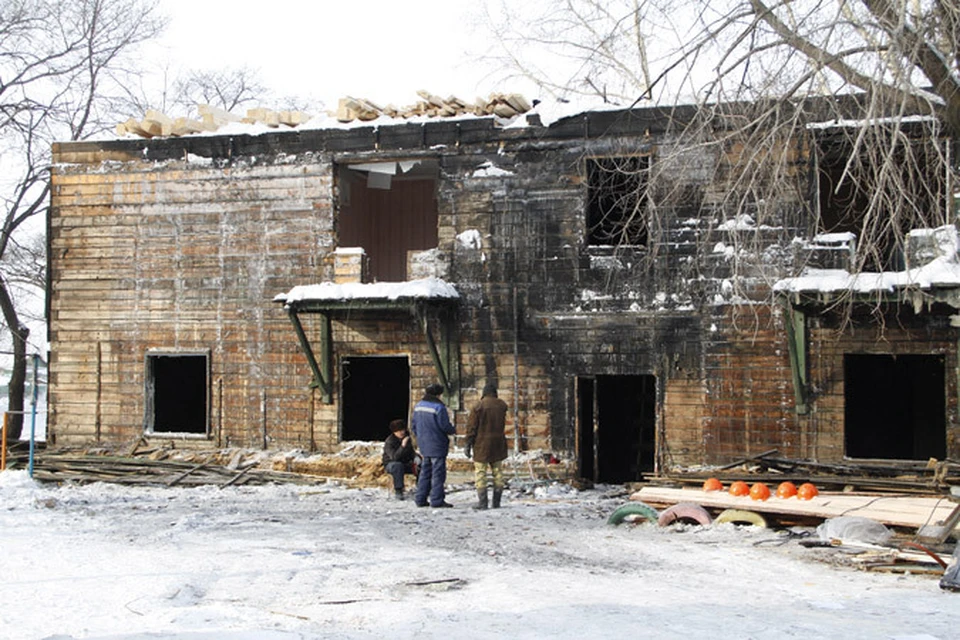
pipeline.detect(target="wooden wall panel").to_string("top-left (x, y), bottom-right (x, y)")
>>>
top-left (48, 109), bottom-right (958, 471)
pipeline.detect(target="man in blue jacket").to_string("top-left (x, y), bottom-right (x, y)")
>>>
top-left (411, 382), bottom-right (456, 508)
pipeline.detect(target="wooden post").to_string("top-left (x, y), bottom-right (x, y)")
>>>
top-left (783, 301), bottom-right (809, 414)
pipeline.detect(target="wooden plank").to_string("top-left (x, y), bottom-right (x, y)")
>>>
top-left (633, 486), bottom-right (959, 530)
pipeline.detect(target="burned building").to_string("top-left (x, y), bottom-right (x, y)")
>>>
top-left (47, 99), bottom-right (960, 483)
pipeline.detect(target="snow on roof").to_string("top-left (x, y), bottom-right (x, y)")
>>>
top-left (805, 114), bottom-right (938, 130)
top-left (106, 93), bottom-right (624, 142)
top-left (275, 277), bottom-right (459, 305)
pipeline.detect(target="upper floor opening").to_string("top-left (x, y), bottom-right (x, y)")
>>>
top-left (336, 159), bottom-right (440, 282)
top-left (585, 155), bottom-right (650, 247)
top-left (815, 125), bottom-right (947, 272)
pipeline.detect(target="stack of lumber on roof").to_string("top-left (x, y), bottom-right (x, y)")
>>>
top-left (334, 90), bottom-right (532, 122)
top-left (116, 91), bottom-right (534, 139)
top-left (116, 104), bottom-right (314, 139)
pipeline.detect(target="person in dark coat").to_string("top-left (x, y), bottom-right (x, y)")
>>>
top-left (411, 382), bottom-right (457, 508)
top-left (465, 382), bottom-right (509, 509)
top-left (382, 419), bottom-right (417, 500)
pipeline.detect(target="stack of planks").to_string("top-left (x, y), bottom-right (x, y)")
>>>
top-left (6, 450), bottom-right (323, 487)
top-left (116, 104), bottom-right (313, 138)
top-left (334, 90), bottom-right (532, 122)
top-left (632, 485), bottom-right (959, 531)
top-left (116, 91), bottom-right (534, 138)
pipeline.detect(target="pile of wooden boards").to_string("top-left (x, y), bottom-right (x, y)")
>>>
top-left (5, 450), bottom-right (322, 487)
top-left (116, 91), bottom-right (534, 139)
top-left (116, 104), bottom-right (313, 138)
top-left (334, 90), bottom-right (532, 122)
top-left (658, 448), bottom-right (960, 494)
top-left (633, 485), bottom-right (959, 531)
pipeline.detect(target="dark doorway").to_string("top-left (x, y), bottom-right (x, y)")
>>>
top-left (845, 354), bottom-right (946, 460)
top-left (145, 353), bottom-right (208, 434)
top-left (341, 356), bottom-right (410, 441)
top-left (577, 374), bottom-right (656, 483)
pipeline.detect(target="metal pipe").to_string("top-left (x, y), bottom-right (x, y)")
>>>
top-left (513, 286), bottom-right (521, 453)
top-left (29, 353), bottom-right (39, 478)
top-left (1, 413), bottom-right (7, 471)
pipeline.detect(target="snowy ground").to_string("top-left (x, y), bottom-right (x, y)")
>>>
top-left (0, 470), bottom-right (956, 640)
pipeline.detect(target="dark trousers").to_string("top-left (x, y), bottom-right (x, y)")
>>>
top-left (385, 461), bottom-right (415, 490)
top-left (414, 456), bottom-right (448, 506)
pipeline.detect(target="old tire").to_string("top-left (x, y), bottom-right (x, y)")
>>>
top-left (607, 501), bottom-right (659, 526)
top-left (657, 502), bottom-right (713, 527)
top-left (714, 509), bottom-right (768, 528)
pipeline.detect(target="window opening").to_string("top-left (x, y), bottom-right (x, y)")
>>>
top-left (145, 353), bottom-right (208, 435)
top-left (341, 356), bottom-right (410, 441)
top-left (844, 354), bottom-right (945, 460)
top-left (817, 134), bottom-right (945, 271)
top-left (337, 160), bottom-right (439, 282)
top-left (586, 156), bottom-right (649, 247)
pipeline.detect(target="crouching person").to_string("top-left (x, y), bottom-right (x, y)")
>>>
top-left (465, 382), bottom-right (509, 509)
top-left (383, 419), bottom-right (418, 500)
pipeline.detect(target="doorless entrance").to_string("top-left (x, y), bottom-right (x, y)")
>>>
top-left (577, 375), bottom-right (656, 483)
top-left (341, 356), bottom-right (410, 442)
top-left (844, 353), bottom-right (946, 460)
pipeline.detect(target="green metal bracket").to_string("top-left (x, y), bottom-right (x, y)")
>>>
top-left (783, 302), bottom-right (809, 414)
top-left (420, 305), bottom-right (460, 410)
top-left (287, 308), bottom-right (333, 403)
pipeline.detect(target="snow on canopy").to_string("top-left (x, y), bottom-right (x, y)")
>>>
top-left (275, 277), bottom-right (459, 305)
top-left (774, 225), bottom-right (960, 295)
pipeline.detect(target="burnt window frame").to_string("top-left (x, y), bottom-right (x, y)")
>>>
top-left (143, 350), bottom-right (210, 438)
top-left (585, 155), bottom-right (651, 247)
top-left (814, 125), bottom-right (948, 272)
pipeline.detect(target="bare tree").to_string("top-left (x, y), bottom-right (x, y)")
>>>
top-left (0, 0), bottom-right (165, 439)
top-left (119, 64), bottom-right (311, 121)
top-left (481, 0), bottom-right (655, 104)
top-left (172, 66), bottom-right (268, 115)
top-left (483, 0), bottom-right (959, 315)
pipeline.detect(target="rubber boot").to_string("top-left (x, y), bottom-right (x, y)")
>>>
top-left (473, 488), bottom-right (488, 510)
top-left (394, 488), bottom-right (404, 500)
top-left (492, 489), bottom-right (502, 509)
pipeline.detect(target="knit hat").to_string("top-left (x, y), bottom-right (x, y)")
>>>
top-left (425, 383), bottom-right (444, 396)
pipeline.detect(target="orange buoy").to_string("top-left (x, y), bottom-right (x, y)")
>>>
top-left (729, 480), bottom-right (749, 497)
top-left (775, 481), bottom-right (798, 499)
top-left (703, 477), bottom-right (723, 492)
top-left (797, 482), bottom-right (819, 500)
top-left (749, 482), bottom-right (771, 501)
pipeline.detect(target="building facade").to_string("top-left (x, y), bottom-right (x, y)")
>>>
top-left (47, 102), bottom-right (960, 482)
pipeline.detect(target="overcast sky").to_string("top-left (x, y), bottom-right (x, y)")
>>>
top-left (152, 0), bottom-right (514, 111)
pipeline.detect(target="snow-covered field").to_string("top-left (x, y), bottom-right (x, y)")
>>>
top-left (0, 469), bottom-right (956, 640)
